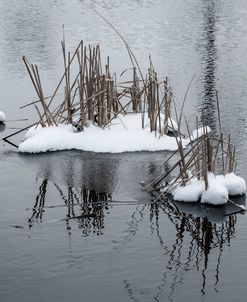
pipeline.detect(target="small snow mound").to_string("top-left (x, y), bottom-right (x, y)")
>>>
top-left (220, 173), bottom-right (246, 196)
top-left (201, 184), bottom-right (228, 205)
top-left (0, 111), bottom-right (6, 123)
top-left (171, 172), bottom-right (245, 204)
top-left (172, 178), bottom-right (205, 202)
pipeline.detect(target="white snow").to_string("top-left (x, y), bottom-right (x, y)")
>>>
top-left (183, 126), bottom-right (211, 145)
top-left (0, 111), bottom-right (6, 122)
top-left (201, 184), bottom-right (228, 205)
top-left (172, 172), bottom-right (246, 205)
top-left (167, 118), bottom-right (178, 132)
top-left (215, 172), bottom-right (246, 196)
top-left (18, 113), bottom-right (205, 154)
top-left (172, 178), bottom-right (205, 202)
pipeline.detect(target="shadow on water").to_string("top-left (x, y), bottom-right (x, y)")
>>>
top-left (0, 123), bottom-right (6, 132)
top-left (20, 150), bottom-right (168, 236)
top-left (19, 149), bottom-right (170, 198)
top-left (20, 150), bottom-right (120, 192)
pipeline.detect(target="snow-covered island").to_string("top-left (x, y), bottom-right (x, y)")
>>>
top-left (18, 114), bottom-right (207, 153)
top-left (18, 42), bottom-right (206, 154)
top-left (16, 40), bottom-right (246, 206)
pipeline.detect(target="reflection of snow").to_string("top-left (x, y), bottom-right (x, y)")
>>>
top-left (19, 113), bottom-right (203, 154)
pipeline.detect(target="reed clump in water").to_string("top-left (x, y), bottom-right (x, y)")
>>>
top-left (146, 99), bottom-right (238, 200)
top-left (21, 40), bottom-right (176, 138)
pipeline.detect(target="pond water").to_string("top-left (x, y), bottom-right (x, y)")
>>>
top-left (1, 1), bottom-right (247, 301)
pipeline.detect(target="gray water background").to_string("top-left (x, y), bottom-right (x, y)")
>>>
top-left (1, 0), bottom-right (247, 301)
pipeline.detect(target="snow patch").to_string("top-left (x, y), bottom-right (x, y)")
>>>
top-left (183, 126), bottom-right (211, 145)
top-left (201, 184), bottom-right (228, 205)
top-left (172, 178), bottom-right (205, 202)
top-left (18, 114), bottom-right (205, 154)
top-left (172, 172), bottom-right (246, 205)
top-left (215, 172), bottom-right (246, 196)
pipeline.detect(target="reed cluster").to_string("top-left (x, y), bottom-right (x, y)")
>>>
top-left (22, 40), bottom-right (175, 137)
top-left (147, 101), bottom-right (236, 194)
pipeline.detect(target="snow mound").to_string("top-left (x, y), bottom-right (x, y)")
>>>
top-left (172, 172), bottom-right (246, 205)
top-left (18, 114), bottom-right (206, 154)
top-left (172, 178), bottom-right (205, 202)
top-left (201, 184), bottom-right (228, 205)
top-left (0, 111), bottom-right (6, 122)
top-left (216, 173), bottom-right (246, 196)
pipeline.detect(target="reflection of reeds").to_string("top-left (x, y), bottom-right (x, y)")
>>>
top-left (56, 185), bottom-right (111, 236)
top-left (29, 179), bottom-right (111, 236)
top-left (150, 201), bottom-right (237, 297)
top-left (123, 200), bottom-right (236, 301)
top-left (28, 179), bottom-right (48, 227)
top-left (122, 199), bottom-right (237, 301)
top-left (29, 178), bottom-right (238, 299)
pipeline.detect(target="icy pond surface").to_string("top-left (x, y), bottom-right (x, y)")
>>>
top-left (1, 0), bottom-right (247, 301)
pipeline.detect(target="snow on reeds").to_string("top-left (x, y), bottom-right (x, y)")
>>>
top-left (147, 101), bottom-right (246, 206)
top-left (6, 37), bottom-right (192, 153)
top-left (21, 41), bottom-right (175, 138)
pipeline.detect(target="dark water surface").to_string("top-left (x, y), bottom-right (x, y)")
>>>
top-left (1, 1), bottom-right (247, 301)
